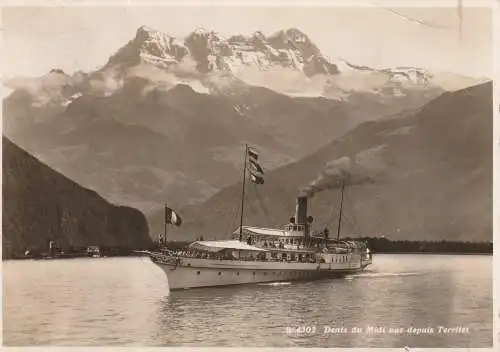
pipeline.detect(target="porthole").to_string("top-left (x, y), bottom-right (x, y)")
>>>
top-left (197, 271), bottom-right (201, 275)
top-left (218, 272), bottom-right (222, 275)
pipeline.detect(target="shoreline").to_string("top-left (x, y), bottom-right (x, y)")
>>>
top-left (3, 253), bottom-right (148, 261)
top-left (373, 252), bottom-right (493, 255)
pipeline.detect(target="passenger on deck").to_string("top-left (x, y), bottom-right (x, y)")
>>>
top-left (323, 228), bottom-right (330, 239)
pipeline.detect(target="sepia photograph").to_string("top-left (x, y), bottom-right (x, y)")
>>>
top-left (1, 1), bottom-right (496, 349)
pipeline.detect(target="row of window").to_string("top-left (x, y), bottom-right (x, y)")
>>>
top-left (196, 270), bottom-right (315, 277)
top-left (335, 255), bottom-right (350, 263)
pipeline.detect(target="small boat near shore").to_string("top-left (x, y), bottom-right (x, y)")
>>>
top-left (148, 145), bottom-right (372, 291)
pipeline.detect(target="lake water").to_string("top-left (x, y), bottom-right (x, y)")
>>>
top-left (3, 254), bottom-right (493, 348)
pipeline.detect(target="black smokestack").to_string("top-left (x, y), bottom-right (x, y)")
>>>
top-left (295, 196), bottom-right (309, 237)
top-left (295, 196), bottom-right (308, 225)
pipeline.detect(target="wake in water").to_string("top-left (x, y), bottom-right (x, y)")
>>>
top-left (258, 282), bottom-right (292, 286)
top-left (345, 271), bottom-right (427, 280)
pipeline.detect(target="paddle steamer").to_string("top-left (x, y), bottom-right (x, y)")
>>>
top-left (148, 145), bottom-right (372, 290)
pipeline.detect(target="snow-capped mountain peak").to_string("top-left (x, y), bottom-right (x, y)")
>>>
top-left (334, 58), bottom-right (433, 86)
top-left (104, 26), bottom-right (340, 77)
top-left (106, 25), bottom-right (188, 69)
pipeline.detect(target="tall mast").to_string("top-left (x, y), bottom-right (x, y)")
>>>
top-left (163, 203), bottom-right (168, 245)
top-left (238, 144), bottom-right (248, 241)
top-left (336, 180), bottom-right (345, 240)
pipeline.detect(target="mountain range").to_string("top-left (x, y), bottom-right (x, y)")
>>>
top-left (2, 25), bottom-right (488, 220)
top-left (149, 81), bottom-right (493, 242)
top-left (2, 136), bottom-right (152, 259)
top-left (103, 26), bottom-right (482, 96)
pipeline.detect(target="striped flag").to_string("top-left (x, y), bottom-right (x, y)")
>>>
top-left (250, 173), bottom-right (264, 184)
top-left (247, 147), bottom-right (258, 161)
top-left (165, 206), bottom-right (182, 226)
top-left (248, 158), bottom-right (264, 174)
top-left (246, 146), bottom-right (264, 185)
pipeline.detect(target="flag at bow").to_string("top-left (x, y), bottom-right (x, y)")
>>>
top-left (246, 146), bottom-right (265, 184)
top-left (165, 205), bottom-right (182, 226)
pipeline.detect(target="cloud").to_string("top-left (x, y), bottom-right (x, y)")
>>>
top-left (230, 64), bottom-right (403, 99)
top-left (326, 71), bottom-right (389, 93)
top-left (127, 62), bottom-right (211, 95)
top-left (4, 71), bottom-right (72, 106)
top-left (232, 66), bottom-right (328, 97)
top-left (88, 70), bottom-right (124, 97)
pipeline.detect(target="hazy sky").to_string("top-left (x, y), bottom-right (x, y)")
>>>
top-left (2, 4), bottom-right (494, 78)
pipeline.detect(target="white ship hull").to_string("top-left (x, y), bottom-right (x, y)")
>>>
top-left (150, 254), bottom-right (372, 290)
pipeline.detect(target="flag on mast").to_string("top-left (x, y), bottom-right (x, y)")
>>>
top-left (165, 206), bottom-right (182, 226)
top-left (246, 146), bottom-right (264, 185)
top-left (248, 158), bottom-right (264, 174)
top-left (247, 147), bottom-right (259, 161)
top-left (249, 173), bottom-right (264, 184)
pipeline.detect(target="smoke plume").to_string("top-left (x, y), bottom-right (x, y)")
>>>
top-left (300, 145), bottom-right (387, 198)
